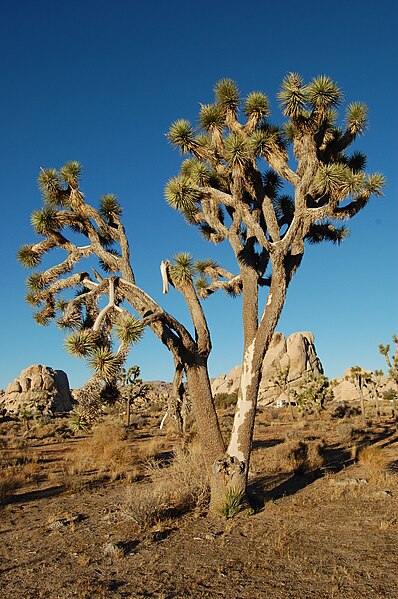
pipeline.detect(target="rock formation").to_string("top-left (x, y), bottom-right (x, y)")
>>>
top-left (2, 365), bottom-right (74, 416)
top-left (211, 331), bottom-right (324, 405)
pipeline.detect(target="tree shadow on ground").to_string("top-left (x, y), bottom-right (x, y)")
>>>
top-left (249, 425), bottom-right (397, 510)
top-left (252, 438), bottom-right (284, 450)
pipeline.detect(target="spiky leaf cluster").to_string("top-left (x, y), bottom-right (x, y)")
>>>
top-left (88, 347), bottom-right (122, 381)
top-left (99, 194), bottom-right (122, 221)
top-left (115, 314), bottom-right (145, 345)
top-left (170, 253), bottom-right (194, 284)
top-left (18, 245), bottom-right (42, 268)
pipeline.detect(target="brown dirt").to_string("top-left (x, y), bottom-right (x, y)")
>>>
top-left (1, 406), bottom-right (397, 598)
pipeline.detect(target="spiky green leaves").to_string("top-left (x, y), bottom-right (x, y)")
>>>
top-left (306, 76), bottom-right (342, 109)
top-left (99, 194), bottom-right (122, 221)
top-left (365, 173), bottom-right (385, 196)
top-left (17, 244), bottom-right (42, 268)
top-left (59, 161), bottom-right (82, 187)
top-left (314, 163), bottom-right (365, 199)
top-left (114, 314), bottom-right (144, 346)
top-left (170, 253), bottom-right (194, 284)
top-left (214, 79), bottom-right (240, 114)
top-left (199, 104), bottom-right (225, 132)
top-left (244, 92), bottom-right (270, 119)
top-left (306, 222), bottom-right (349, 245)
top-left (88, 347), bottom-right (122, 381)
top-left (65, 329), bottom-right (98, 357)
top-left (346, 102), bottom-right (368, 135)
top-left (278, 73), bottom-right (307, 118)
top-left (31, 207), bottom-right (62, 235)
top-left (164, 176), bottom-right (199, 218)
top-left (167, 119), bottom-right (195, 154)
top-left (38, 168), bottom-right (62, 204)
top-left (180, 159), bottom-right (213, 186)
top-left (250, 128), bottom-right (279, 158)
top-left (224, 134), bottom-right (249, 166)
top-left (26, 272), bottom-right (47, 291)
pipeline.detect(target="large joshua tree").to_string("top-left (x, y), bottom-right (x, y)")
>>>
top-left (19, 73), bottom-right (383, 510)
top-left (165, 73), bottom-right (384, 493)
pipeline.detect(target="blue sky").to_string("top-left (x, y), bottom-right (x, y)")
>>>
top-left (1, 0), bottom-right (397, 390)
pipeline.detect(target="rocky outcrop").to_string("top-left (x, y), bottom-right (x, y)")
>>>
top-left (211, 331), bottom-right (324, 405)
top-left (2, 365), bottom-right (74, 416)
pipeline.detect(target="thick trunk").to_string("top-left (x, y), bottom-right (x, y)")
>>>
top-left (185, 360), bottom-right (226, 496)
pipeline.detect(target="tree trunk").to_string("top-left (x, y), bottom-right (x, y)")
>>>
top-left (126, 398), bottom-right (131, 427)
top-left (358, 375), bottom-right (366, 425)
top-left (184, 360), bottom-right (226, 510)
top-left (225, 265), bottom-right (288, 497)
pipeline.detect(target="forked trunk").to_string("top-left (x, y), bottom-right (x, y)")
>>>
top-left (221, 266), bottom-right (287, 499)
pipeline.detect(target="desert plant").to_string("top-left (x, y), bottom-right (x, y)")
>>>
top-left (275, 439), bottom-right (325, 474)
top-left (296, 375), bottom-right (332, 414)
top-left (358, 445), bottom-right (387, 482)
top-left (214, 391), bottom-right (239, 410)
top-left (116, 365), bottom-right (148, 426)
top-left (346, 367), bottom-right (367, 424)
top-left (379, 336), bottom-right (398, 415)
top-left (20, 74), bottom-right (383, 510)
top-left (219, 488), bottom-right (245, 518)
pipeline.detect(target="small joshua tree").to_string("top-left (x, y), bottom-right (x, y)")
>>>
top-left (117, 365), bottom-right (147, 426)
top-left (296, 374), bottom-right (332, 415)
top-left (347, 366), bottom-right (367, 424)
top-left (379, 336), bottom-right (398, 415)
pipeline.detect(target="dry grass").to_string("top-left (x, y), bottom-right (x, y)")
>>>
top-left (67, 420), bottom-right (140, 482)
top-left (120, 441), bottom-right (209, 531)
top-left (358, 445), bottom-right (388, 482)
top-left (262, 439), bottom-right (325, 474)
top-left (0, 468), bottom-right (21, 504)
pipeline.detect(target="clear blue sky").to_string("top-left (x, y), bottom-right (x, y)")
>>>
top-left (1, 0), bottom-right (397, 390)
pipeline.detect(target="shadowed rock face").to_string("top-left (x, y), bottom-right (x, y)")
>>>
top-left (211, 331), bottom-right (324, 405)
top-left (2, 365), bottom-right (74, 416)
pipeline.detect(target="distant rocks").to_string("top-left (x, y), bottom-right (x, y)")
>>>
top-left (1, 364), bottom-right (74, 416)
top-left (211, 331), bottom-right (324, 405)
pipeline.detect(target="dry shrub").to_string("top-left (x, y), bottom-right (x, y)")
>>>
top-left (68, 421), bottom-right (139, 481)
top-left (138, 436), bottom-right (165, 461)
top-left (273, 439), bottom-right (325, 474)
top-left (0, 468), bottom-right (21, 504)
top-left (358, 445), bottom-right (387, 481)
top-left (120, 486), bottom-right (166, 530)
top-left (121, 442), bottom-right (209, 530)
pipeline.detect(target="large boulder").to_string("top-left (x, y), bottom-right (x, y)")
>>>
top-left (1, 365), bottom-right (74, 416)
top-left (211, 331), bottom-right (324, 405)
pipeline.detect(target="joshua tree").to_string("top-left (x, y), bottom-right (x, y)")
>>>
top-left (117, 365), bottom-right (147, 426)
top-left (296, 374), bottom-right (332, 415)
top-left (19, 74), bottom-right (383, 509)
top-left (379, 336), bottom-right (398, 415)
top-left (363, 370), bottom-right (383, 418)
top-left (347, 366), bottom-right (367, 424)
top-left (166, 74), bottom-right (383, 492)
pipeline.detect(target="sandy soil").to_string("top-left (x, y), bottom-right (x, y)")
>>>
top-left (1, 406), bottom-right (397, 598)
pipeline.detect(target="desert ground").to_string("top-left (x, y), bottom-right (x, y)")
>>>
top-left (1, 400), bottom-right (397, 598)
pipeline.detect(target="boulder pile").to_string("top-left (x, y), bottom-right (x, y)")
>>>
top-left (2, 364), bottom-right (74, 416)
top-left (211, 331), bottom-right (324, 405)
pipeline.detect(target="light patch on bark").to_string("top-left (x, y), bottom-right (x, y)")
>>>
top-left (266, 292), bottom-right (273, 306)
top-left (160, 261), bottom-right (169, 294)
top-left (227, 339), bottom-right (256, 462)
